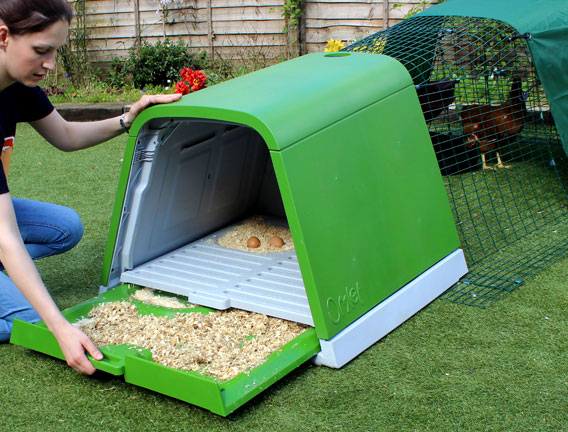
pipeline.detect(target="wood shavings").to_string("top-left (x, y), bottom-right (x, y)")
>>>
top-left (73, 317), bottom-right (95, 328)
top-left (130, 287), bottom-right (192, 309)
top-left (217, 215), bottom-right (294, 253)
top-left (76, 300), bottom-right (307, 381)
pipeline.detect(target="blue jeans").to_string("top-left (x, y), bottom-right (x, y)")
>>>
top-left (0, 198), bottom-right (84, 342)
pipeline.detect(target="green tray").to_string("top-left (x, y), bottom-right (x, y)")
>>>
top-left (10, 285), bottom-right (321, 416)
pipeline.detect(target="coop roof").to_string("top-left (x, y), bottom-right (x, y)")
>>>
top-left (132, 53), bottom-right (407, 152)
top-left (421, 0), bottom-right (568, 154)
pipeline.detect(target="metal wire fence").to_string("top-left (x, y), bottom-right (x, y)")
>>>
top-left (343, 15), bottom-right (568, 306)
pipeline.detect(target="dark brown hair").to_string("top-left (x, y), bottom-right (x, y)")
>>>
top-left (0, 0), bottom-right (73, 35)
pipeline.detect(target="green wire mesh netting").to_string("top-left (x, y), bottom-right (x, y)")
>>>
top-left (343, 15), bottom-right (568, 307)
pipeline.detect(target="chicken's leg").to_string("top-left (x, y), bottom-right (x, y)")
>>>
top-left (495, 151), bottom-right (510, 169)
top-left (481, 152), bottom-right (492, 170)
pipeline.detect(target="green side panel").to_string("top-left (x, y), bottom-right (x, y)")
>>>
top-left (10, 286), bottom-right (321, 416)
top-left (272, 85), bottom-right (460, 340)
top-left (421, 0), bottom-right (568, 155)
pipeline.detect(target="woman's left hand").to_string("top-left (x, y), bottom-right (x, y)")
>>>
top-left (122, 93), bottom-right (183, 129)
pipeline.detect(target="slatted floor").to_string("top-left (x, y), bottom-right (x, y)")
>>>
top-left (121, 230), bottom-right (313, 325)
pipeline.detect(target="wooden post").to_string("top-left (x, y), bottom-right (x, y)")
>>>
top-left (207, 0), bottom-right (214, 58)
top-left (285, 15), bottom-right (291, 59)
top-left (162, 4), bottom-right (167, 40)
top-left (299, 0), bottom-right (307, 55)
top-left (383, 0), bottom-right (389, 29)
top-left (134, 0), bottom-right (141, 47)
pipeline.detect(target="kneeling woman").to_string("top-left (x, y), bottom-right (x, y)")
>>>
top-left (0, 0), bottom-right (182, 374)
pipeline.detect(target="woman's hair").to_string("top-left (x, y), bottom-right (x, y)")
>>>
top-left (0, 0), bottom-right (73, 35)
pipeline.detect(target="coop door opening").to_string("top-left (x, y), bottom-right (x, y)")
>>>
top-left (114, 118), bottom-right (313, 325)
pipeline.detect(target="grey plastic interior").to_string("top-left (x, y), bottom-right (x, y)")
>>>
top-left (106, 118), bottom-right (312, 325)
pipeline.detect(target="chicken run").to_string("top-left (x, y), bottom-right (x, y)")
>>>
top-left (343, 0), bottom-right (568, 306)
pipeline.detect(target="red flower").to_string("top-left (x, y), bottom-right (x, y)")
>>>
top-left (174, 81), bottom-right (190, 95)
top-left (175, 68), bottom-right (207, 95)
top-left (190, 70), bottom-right (207, 91)
top-left (180, 67), bottom-right (194, 82)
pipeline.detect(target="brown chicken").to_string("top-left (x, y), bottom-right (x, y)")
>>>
top-left (460, 76), bottom-right (527, 169)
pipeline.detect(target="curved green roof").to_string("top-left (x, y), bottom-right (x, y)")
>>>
top-left (421, 0), bottom-right (568, 153)
top-left (131, 52), bottom-right (411, 151)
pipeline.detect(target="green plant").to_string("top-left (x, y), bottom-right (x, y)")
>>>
top-left (281, 0), bottom-right (302, 58)
top-left (120, 39), bottom-right (209, 88)
top-left (281, 0), bottom-right (302, 34)
top-left (105, 57), bottom-right (128, 88)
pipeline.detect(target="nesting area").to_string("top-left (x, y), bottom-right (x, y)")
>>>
top-left (75, 290), bottom-right (308, 381)
top-left (216, 215), bottom-right (294, 253)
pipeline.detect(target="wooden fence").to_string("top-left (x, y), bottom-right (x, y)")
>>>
top-left (73, 0), bottom-right (436, 65)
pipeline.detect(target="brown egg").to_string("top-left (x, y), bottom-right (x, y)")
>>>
top-left (269, 236), bottom-right (285, 248)
top-left (247, 236), bottom-right (261, 248)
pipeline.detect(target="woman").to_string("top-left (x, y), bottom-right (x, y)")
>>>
top-left (0, 0), bottom-right (182, 374)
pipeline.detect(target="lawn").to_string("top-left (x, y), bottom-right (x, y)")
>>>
top-left (1, 124), bottom-right (567, 431)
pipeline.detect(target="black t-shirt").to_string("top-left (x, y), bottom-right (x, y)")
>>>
top-left (0, 83), bottom-right (54, 194)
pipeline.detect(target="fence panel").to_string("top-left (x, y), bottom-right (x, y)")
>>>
top-left (72, 0), bottom-right (434, 64)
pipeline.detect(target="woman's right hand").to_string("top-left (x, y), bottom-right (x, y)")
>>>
top-left (51, 319), bottom-right (103, 375)
top-left (0, 194), bottom-right (101, 374)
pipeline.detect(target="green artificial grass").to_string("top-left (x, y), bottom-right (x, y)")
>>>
top-left (1, 124), bottom-right (567, 431)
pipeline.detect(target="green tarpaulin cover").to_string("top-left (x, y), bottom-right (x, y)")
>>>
top-left (421, 0), bottom-right (568, 154)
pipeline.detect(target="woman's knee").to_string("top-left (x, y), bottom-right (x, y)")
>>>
top-left (59, 207), bottom-right (84, 252)
top-left (14, 199), bottom-right (85, 256)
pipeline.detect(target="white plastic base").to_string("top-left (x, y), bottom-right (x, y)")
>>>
top-left (313, 249), bottom-right (468, 368)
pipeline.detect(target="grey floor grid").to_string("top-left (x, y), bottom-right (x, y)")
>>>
top-left (121, 234), bottom-right (313, 325)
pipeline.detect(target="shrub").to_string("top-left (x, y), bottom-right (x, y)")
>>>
top-left (115, 39), bottom-right (209, 88)
top-left (105, 57), bottom-right (127, 88)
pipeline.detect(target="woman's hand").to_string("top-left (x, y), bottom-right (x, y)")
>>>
top-left (0, 193), bottom-right (102, 375)
top-left (121, 93), bottom-right (183, 129)
top-left (51, 320), bottom-right (103, 375)
top-left (32, 92), bottom-right (183, 152)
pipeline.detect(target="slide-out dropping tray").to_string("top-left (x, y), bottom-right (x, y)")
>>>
top-left (10, 284), bottom-right (320, 416)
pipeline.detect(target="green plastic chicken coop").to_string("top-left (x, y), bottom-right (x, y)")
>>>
top-left (11, 52), bottom-right (467, 415)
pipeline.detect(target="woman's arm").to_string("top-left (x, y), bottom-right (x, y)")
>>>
top-left (0, 193), bottom-right (102, 374)
top-left (29, 93), bottom-right (182, 152)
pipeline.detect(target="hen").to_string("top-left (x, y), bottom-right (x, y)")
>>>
top-left (430, 132), bottom-right (480, 176)
top-left (416, 78), bottom-right (456, 123)
top-left (460, 76), bottom-right (528, 169)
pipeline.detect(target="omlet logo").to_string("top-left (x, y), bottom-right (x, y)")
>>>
top-left (326, 282), bottom-right (361, 324)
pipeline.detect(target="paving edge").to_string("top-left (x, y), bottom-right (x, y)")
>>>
top-left (54, 103), bottom-right (131, 122)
